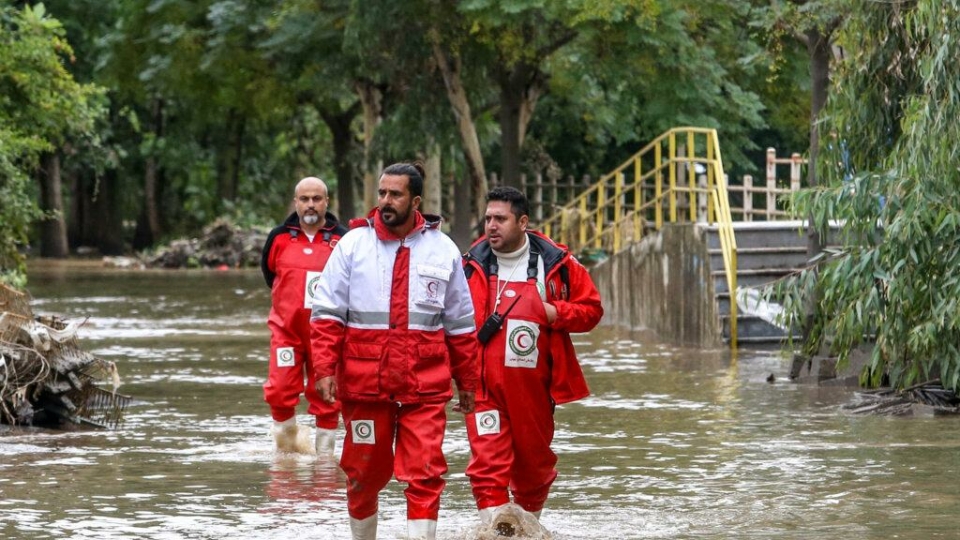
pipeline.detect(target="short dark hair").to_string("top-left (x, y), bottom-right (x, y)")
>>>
top-left (381, 162), bottom-right (425, 198)
top-left (486, 186), bottom-right (529, 220)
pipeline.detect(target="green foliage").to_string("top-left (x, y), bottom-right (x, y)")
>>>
top-left (773, 0), bottom-right (960, 391)
top-left (0, 3), bottom-right (105, 285)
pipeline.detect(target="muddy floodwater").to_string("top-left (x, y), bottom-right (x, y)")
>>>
top-left (2, 260), bottom-right (960, 539)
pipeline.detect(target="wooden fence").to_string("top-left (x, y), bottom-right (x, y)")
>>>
top-left (443, 147), bottom-right (806, 230)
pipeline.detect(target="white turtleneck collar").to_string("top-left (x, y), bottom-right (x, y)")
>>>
top-left (491, 233), bottom-right (544, 298)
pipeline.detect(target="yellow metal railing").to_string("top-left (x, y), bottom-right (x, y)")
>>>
top-left (542, 127), bottom-right (739, 348)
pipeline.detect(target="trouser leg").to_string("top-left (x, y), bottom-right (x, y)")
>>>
top-left (465, 405), bottom-right (513, 510)
top-left (340, 401), bottom-right (396, 520)
top-left (394, 401), bottom-right (448, 520)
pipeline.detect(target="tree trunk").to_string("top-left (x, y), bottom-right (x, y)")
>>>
top-left (38, 152), bottom-right (69, 258)
top-left (498, 62), bottom-right (544, 189)
top-left (805, 26), bottom-right (831, 254)
top-left (801, 25), bottom-right (834, 346)
top-left (67, 166), bottom-right (83, 248)
top-left (451, 174), bottom-right (475, 251)
top-left (93, 168), bottom-right (125, 255)
top-left (431, 38), bottom-right (488, 224)
top-left (422, 140), bottom-right (442, 216)
top-left (230, 114), bottom-right (245, 201)
top-left (218, 109), bottom-right (242, 203)
top-left (356, 80), bottom-right (383, 212)
top-left (320, 103), bottom-right (360, 220)
top-left (135, 98), bottom-right (164, 249)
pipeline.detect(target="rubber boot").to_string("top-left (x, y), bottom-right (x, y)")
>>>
top-left (406, 519), bottom-right (437, 540)
top-left (315, 427), bottom-right (337, 457)
top-left (272, 417), bottom-right (299, 453)
top-left (350, 514), bottom-right (377, 540)
top-left (478, 503), bottom-right (506, 525)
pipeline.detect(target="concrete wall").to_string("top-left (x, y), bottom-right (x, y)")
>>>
top-left (589, 223), bottom-right (722, 348)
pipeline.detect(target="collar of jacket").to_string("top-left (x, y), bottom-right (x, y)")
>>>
top-left (466, 230), bottom-right (568, 276)
top-left (284, 210), bottom-right (342, 235)
top-left (349, 207), bottom-right (442, 241)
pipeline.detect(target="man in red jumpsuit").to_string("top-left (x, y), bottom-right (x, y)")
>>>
top-left (310, 162), bottom-right (478, 540)
top-left (261, 176), bottom-right (347, 455)
top-left (462, 186), bottom-right (603, 530)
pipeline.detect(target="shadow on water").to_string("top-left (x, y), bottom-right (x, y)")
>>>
top-left (2, 260), bottom-right (960, 539)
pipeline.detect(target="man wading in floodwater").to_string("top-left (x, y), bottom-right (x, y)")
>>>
top-left (462, 186), bottom-right (603, 534)
top-left (310, 162), bottom-right (478, 540)
top-left (261, 176), bottom-right (346, 455)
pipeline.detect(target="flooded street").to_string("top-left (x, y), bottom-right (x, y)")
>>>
top-left (3, 260), bottom-right (960, 539)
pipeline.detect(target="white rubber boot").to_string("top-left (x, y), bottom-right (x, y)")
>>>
top-left (315, 427), bottom-right (337, 457)
top-left (406, 519), bottom-right (437, 540)
top-left (272, 417), bottom-right (299, 453)
top-left (478, 503), bottom-right (506, 525)
top-left (350, 514), bottom-right (377, 540)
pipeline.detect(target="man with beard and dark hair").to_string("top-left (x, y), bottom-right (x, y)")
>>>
top-left (261, 176), bottom-right (346, 455)
top-left (462, 186), bottom-right (603, 532)
top-left (310, 162), bottom-right (478, 540)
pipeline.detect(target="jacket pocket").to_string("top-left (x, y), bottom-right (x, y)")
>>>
top-left (414, 264), bottom-right (450, 310)
top-left (340, 342), bottom-right (383, 395)
top-left (416, 342), bottom-right (452, 395)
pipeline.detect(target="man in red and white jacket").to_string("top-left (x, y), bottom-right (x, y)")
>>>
top-left (462, 186), bottom-right (603, 529)
top-left (310, 163), bottom-right (478, 540)
top-left (261, 177), bottom-right (346, 455)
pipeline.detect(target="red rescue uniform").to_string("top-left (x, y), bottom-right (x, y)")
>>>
top-left (261, 211), bottom-right (346, 428)
top-left (463, 231), bottom-right (603, 513)
top-left (311, 209), bottom-right (478, 521)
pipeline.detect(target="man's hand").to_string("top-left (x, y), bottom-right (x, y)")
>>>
top-left (452, 389), bottom-right (475, 414)
top-left (542, 301), bottom-right (558, 324)
top-left (316, 376), bottom-right (337, 404)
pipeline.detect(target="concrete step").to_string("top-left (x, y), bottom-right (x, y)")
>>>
top-left (712, 268), bottom-right (799, 293)
top-left (709, 246), bottom-right (810, 271)
top-left (702, 220), bottom-right (847, 250)
top-left (721, 314), bottom-right (802, 342)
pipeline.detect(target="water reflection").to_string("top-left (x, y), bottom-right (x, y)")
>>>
top-left (1, 261), bottom-right (959, 539)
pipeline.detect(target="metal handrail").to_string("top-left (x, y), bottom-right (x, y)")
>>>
top-left (541, 127), bottom-right (739, 348)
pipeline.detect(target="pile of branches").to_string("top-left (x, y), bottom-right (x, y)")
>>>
top-left (843, 379), bottom-right (960, 416)
top-left (0, 283), bottom-right (129, 428)
top-left (145, 218), bottom-right (267, 269)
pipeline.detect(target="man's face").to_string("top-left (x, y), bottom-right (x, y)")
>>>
top-left (294, 180), bottom-right (328, 227)
top-left (484, 200), bottom-right (527, 252)
top-left (378, 174), bottom-right (420, 229)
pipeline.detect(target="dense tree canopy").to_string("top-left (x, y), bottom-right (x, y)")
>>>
top-left (776, 0), bottom-right (960, 391)
top-left (2, 0), bottom-right (815, 279)
top-left (0, 3), bottom-right (104, 286)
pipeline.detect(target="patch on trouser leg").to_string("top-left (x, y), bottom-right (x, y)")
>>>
top-left (475, 410), bottom-right (501, 435)
top-left (474, 503), bottom-right (551, 540)
top-left (275, 346), bottom-right (296, 367)
top-left (350, 419), bottom-right (376, 445)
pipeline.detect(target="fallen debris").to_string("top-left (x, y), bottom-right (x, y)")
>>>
top-left (843, 379), bottom-right (960, 416)
top-left (0, 283), bottom-right (130, 429)
top-left (145, 218), bottom-right (267, 269)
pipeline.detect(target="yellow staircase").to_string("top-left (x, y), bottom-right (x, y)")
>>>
top-left (541, 127), bottom-right (739, 348)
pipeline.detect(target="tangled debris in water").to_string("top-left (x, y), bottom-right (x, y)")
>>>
top-left (843, 380), bottom-right (960, 416)
top-left (0, 283), bottom-right (130, 429)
